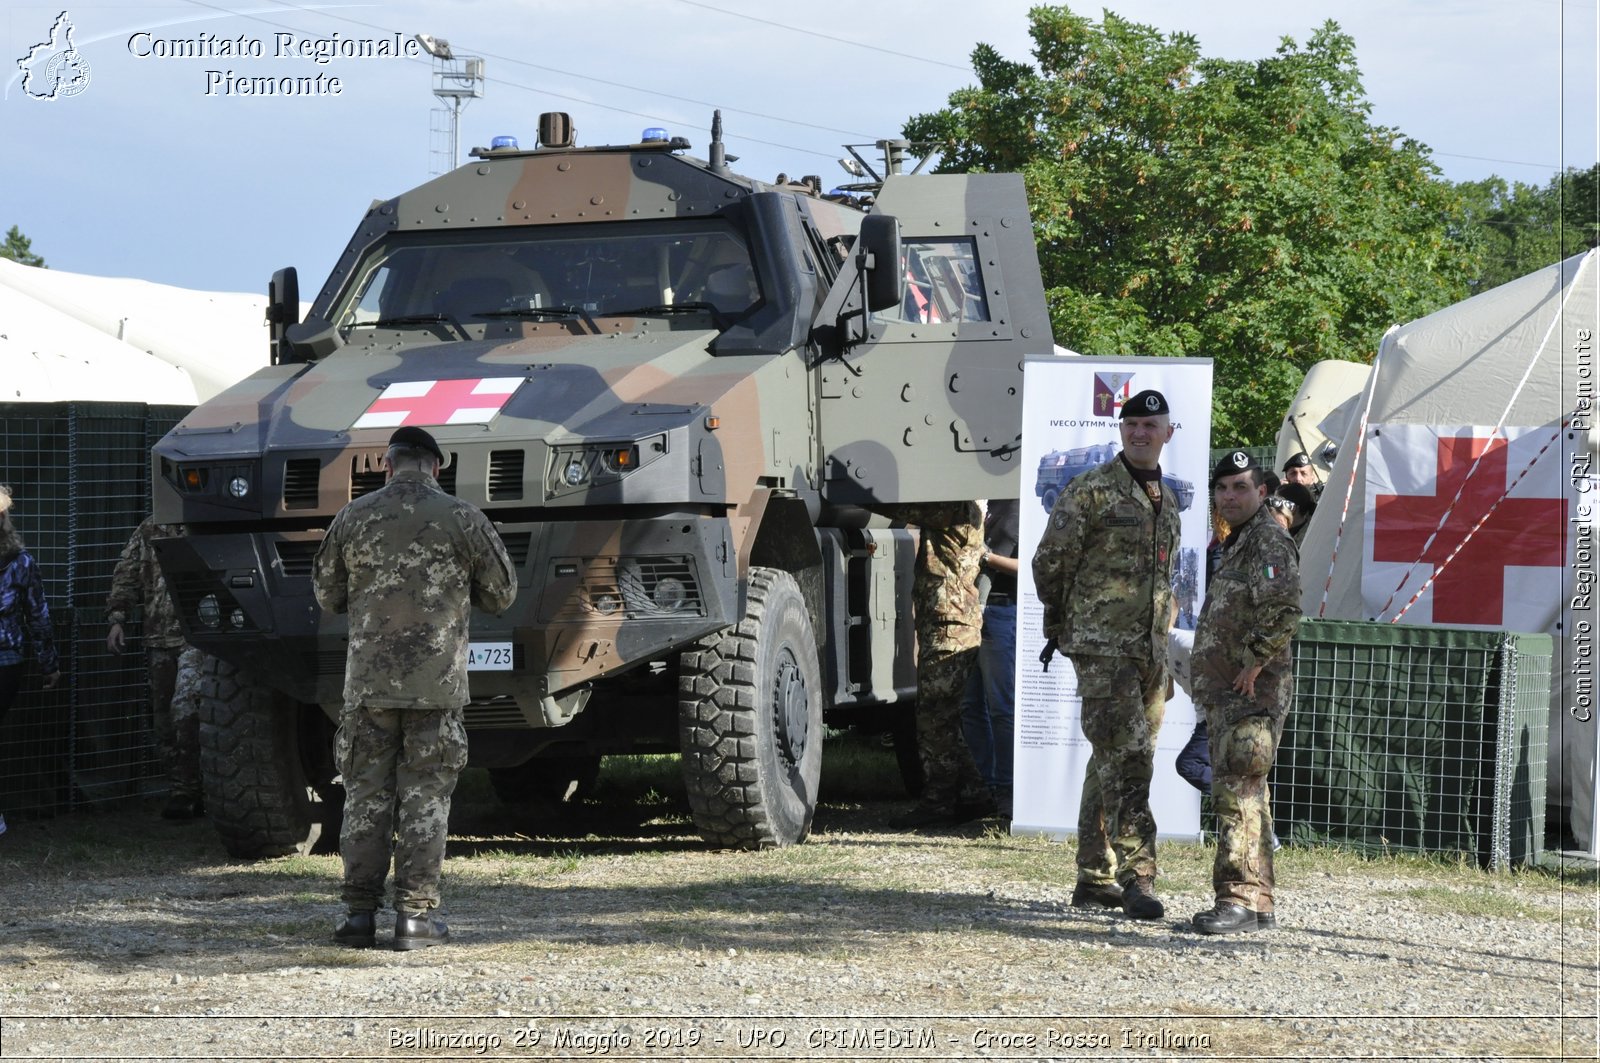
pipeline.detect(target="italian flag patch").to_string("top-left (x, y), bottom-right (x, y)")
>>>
top-left (1264, 564), bottom-right (1280, 580)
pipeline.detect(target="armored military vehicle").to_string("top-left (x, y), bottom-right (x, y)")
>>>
top-left (1035, 446), bottom-right (1195, 513)
top-left (151, 112), bottom-right (1054, 857)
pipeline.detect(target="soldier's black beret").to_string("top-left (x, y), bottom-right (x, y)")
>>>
top-left (1120, 389), bottom-right (1170, 418)
top-left (1211, 449), bottom-right (1260, 484)
top-left (389, 426), bottom-right (444, 464)
top-left (1282, 451), bottom-right (1312, 470)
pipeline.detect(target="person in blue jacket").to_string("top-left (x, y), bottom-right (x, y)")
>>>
top-left (0, 486), bottom-right (62, 837)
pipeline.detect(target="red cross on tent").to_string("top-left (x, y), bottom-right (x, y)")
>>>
top-left (1370, 431), bottom-right (1566, 625)
top-left (351, 377), bottom-right (523, 429)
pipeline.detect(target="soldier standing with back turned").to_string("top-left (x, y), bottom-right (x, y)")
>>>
top-left (313, 426), bottom-right (516, 950)
top-left (876, 501), bottom-right (996, 830)
top-left (106, 517), bottom-right (203, 820)
top-left (1190, 451), bottom-right (1301, 935)
top-left (1033, 390), bottom-right (1180, 920)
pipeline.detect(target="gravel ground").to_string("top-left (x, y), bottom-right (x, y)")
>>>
top-left (0, 788), bottom-right (1594, 1062)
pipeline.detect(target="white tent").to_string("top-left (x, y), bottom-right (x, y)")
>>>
top-left (1299, 249), bottom-right (1599, 853)
top-left (0, 257), bottom-right (271, 403)
top-left (1274, 359), bottom-right (1371, 485)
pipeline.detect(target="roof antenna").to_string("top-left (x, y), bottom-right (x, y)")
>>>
top-left (709, 110), bottom-right (730, 176)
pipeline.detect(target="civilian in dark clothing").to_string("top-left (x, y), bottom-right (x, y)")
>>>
top-left (0, 486), bottom-right (62, 837)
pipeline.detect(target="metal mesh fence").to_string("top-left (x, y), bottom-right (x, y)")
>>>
top-left (0, 402), bottom-right (190, 817)
top-left (1272, 620), bottom-right (1551, 869)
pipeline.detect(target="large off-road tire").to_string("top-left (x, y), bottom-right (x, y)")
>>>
top-left (196, 654), bottom-right (340, 859)
top-left (1041, 486), bottom-right (1061, 514)
top-left (489, 755), bottom-right (602, 807)
top-left (677, 567), bottom-right (823, 849)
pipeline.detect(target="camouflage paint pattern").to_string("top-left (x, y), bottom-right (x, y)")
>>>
top-left (1193, 503), bottom-right (1300, 912)
top-left (335, 702), bottom-right (468, 914)
top-left (1207, 712), bottom-right (1284, 912)
top-left (105, 517), bottom-right (185, 648)
top-left (1070, 653), bottom-right (1166, 887)
top-left (1032, 457), bottom-right (1180, 662)
top-left (146, 125), bottom-right (1055, 808)
top-left (312, 470), bottom-right (517, 710)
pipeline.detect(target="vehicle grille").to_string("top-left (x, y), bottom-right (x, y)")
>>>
top-left (283, 459), bottom-right (321, 510)
top-left (464, 697), bottom-right (531, 729)
top-left (499, 530), bottom-right (532, 567)
top-left (488, 449), bottom-right (524, 500)
top-left (350, 452), bottom-right (385, 499)
top-left (547, 555), bottom-right (703, 621)
top-left (274, 539), bottom-right (320, 578)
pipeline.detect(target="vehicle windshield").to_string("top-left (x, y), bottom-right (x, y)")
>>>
top-left (334, 220), bottom-right (761, 335)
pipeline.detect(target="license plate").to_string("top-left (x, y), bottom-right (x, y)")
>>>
top-left (467, 642), bottom-right (514, 671)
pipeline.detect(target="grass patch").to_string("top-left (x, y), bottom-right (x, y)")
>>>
top-left (1391, 884), bottom-right (1557, 921)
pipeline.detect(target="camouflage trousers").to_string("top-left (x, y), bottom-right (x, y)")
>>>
top-left (335, 703), bottom-right (468, 915)
top-left (1205, 705), bottom-right (1285, 912)
top-left (914, 647), bottom-right (990, 810)
top-left (1071, 653), bottom-right (1167, 887)
top-left (148, 646), bottom-right (202, 800)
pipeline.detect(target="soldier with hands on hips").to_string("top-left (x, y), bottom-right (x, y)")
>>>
top-left (313, 426), bottom-right (516, 950)
top-left (1032, 389), bottom-right (1181, 921)
top-left (1190, 450), bottom-right (1302, 935)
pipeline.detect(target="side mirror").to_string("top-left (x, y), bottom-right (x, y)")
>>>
top-left (266, 267), bottom-right (301, 365)
top-left (858, 213), bottom-right (904, 312)
top-left (283, 316), bottom-right (344, 361)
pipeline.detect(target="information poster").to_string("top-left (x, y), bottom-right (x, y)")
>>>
top-left (1011, 356), bottom-right (1214, 841)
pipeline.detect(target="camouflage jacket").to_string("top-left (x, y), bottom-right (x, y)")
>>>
top-left (105, 517), bottom-right (186, 649)
top-left (871, 501), bottom-right (983, 662)
top-left (312, 470), bottom-right (517, 710)
top-left (1032, 456), bottom-right (1179, 661)
top-left (1192, 504), bottom-right (1302, 715)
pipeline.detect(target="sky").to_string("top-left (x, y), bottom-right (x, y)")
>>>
top-left (3, 0), bottom-right (1596, 296)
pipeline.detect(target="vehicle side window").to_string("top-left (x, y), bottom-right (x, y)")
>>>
top-left (874, 238), bottom-right (990, 324)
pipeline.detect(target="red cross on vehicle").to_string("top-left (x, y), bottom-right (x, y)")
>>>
top-left (351, 377), bottom-right (523, 430)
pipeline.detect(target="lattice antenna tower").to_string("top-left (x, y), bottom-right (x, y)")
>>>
top-left (416, 34), bottom-right (484, 176)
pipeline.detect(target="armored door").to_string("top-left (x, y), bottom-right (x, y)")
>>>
top-left (813, 173), bottom-right (1055, 505)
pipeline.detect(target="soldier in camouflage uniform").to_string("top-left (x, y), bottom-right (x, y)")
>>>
top-left (1032, 390), bottom-right (1180, 920)
top-left (313, 426), bottom-right (517, 950)
top-left (873, 501), bottom-right (995, 829)
top-left (106, 517), bottom-right (203, 820)
top-left (1190, 451), bottom-right (1301, 935)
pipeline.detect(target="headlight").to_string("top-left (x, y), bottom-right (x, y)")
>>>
top-left (229, 608), bottom-right (247, 629)
top-left (228, 476), bottom-right (250, 499)
top-left (563, 457), bottom-right (589, 487)
top-left (652, 576), bottom-right (687, 612)
top-left (198, 595), bottom-right (221, 629)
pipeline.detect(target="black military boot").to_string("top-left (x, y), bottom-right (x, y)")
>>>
top-left (1070, 881), bottom-right (1124, 909)
top-left (1120, 877), bottom-right (1165, 920)
top-left (1191, 901), bottom-right (1262, 935)
top-left (333, 911), bottom-right (376, 948)
top-left (394, 911), bottom-right (449, 951)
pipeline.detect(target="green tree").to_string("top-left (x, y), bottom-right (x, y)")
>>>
top-left (905, 7), bottom-right (1479, 443)
top-left (1, 225), bottom-right (46, 268)
top-left (1456, 164), bottom-right (1600, 293)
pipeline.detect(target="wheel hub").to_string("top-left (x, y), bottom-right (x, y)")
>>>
top-left (771, 646), bottom-right (809, 770)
